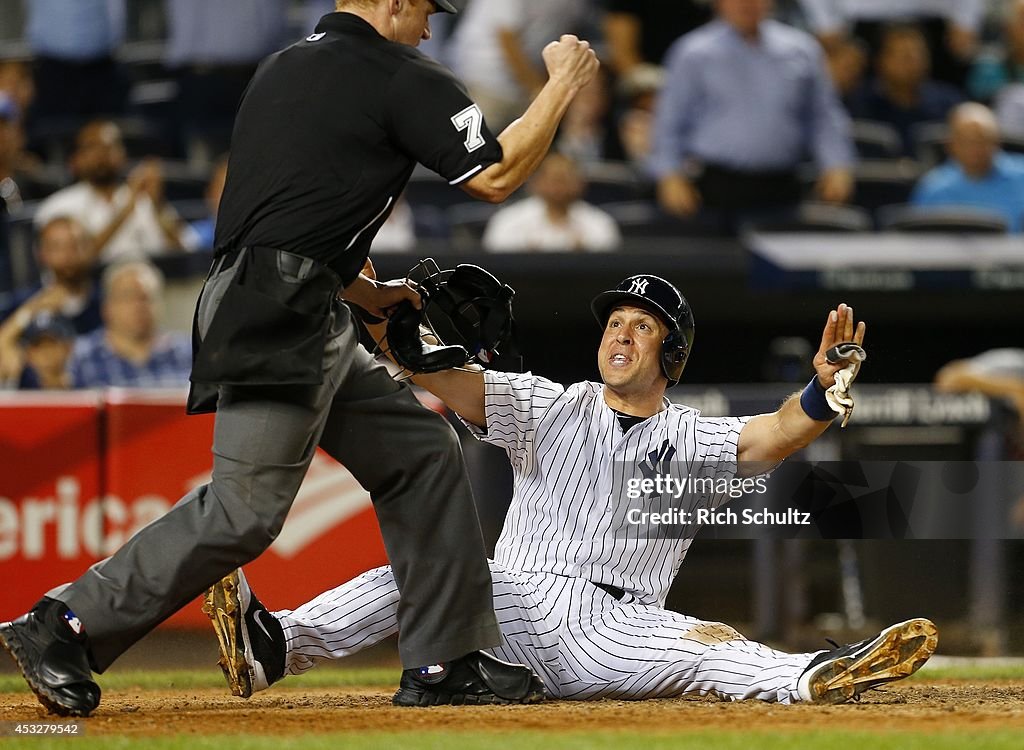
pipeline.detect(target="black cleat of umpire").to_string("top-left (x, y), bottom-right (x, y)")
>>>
top-left (0, 598), bottom-right (101, 717)
top-left (393, 651), bottom-right (546, 707)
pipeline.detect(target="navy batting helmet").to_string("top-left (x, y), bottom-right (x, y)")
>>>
top-left (590, 275), bottom-right (695, 387)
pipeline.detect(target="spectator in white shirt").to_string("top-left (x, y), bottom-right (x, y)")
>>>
top-left (34, 120), bottom-right (199, 262)
top-left (483, 153), bottom-right (621, 253)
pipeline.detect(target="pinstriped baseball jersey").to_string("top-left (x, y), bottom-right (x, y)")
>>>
top-left (461, 371), bottom-right (751, 607)
top-left (265, 372), bottom-right (822, 704)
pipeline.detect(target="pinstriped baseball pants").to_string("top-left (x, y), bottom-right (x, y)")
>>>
top-left (275, 562), bottom-right (820, 703)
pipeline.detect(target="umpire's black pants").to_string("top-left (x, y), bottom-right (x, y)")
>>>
top-left (55, 253), bottom-right (501, 671)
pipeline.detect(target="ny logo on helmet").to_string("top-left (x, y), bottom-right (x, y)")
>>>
top-left (628, 277), bottom-right (650, 296)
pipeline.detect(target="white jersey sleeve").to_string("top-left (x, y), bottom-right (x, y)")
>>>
top-left (681, 414), bottom-right (751, 513)
top-left (693, 414), bottom-right (784, 512)
top-left (459, 370), bottom-right (565, 468)
top-left (693, 415), bottom-right (751, 478)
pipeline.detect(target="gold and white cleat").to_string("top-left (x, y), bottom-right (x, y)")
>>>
top-left (797, 618), bottom-right (939, 704)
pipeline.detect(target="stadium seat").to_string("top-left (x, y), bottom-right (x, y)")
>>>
top-left (170, 199), bottom-right (208, 223)
top-left (31, 115), bottom-right (170, 165)
top-left (851, 120), bottom-right (903, 159)
top-left (914, 122), bottom-right (1024, 166)
top-left (1001, 134), bottom-right (1024, 156)
top-left (27, 118), bottom-right (86, 165)
top-left (913, 122), bottom-right (949, 168)
top-left (878, 205), bottom-right (1009, 234)
top-left (13, 165), bottom-right (70, 202)
top-left (581, 161), bottom-right (647, 204)
top-left (447, 201), bottom-right (502, 249)
top-left (160, 161), bottom-right (209, 202)
top-left (410, 204), bottom-right (449, 240)
top-left (404, 167), bottom-right (491, 214)
top-left (747, 202), bottom-right (873, 233)
top-left (601, 200), bottom-right (729, 238)
top-left (849, 160), bottom-right (925, 218)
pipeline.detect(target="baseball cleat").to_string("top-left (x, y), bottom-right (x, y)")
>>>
top-left (797, 617), bottom-right (938, 704)
top-left (0, 598), bottom-right (101, 717)
top-left (202, 569), bottom-right (285, 698)
top-left (393, 650), bottom-right (547, 707)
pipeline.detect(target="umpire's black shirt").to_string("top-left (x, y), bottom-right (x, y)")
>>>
top-left (214, 12), bottom-right (503, 285)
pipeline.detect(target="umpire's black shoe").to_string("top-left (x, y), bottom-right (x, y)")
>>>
top-left (0, 597), bottom-right (101, 717)
top-left (797, 618), bottom-right (938, 704)
top-left (393, 651), bottom-right (546, 707)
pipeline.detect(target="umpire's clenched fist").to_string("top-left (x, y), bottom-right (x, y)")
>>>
top-left (543, 35), bottom-right (600, 92)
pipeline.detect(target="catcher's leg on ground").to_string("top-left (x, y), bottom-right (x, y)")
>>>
top-left (54, 326), bottom-right (351, 672)
top-left (318, 314), bottom-right (501, 668)
top-left (556, 584), bottom-right (816, 703)
top-left (277, 562), bottom-right (559, 692)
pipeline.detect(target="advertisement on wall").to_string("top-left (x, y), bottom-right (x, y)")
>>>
top-left (0, 390), bottom-right (387, 627)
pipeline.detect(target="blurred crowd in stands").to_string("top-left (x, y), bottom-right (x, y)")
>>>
top-left (1, 0), bottom-right (1024, 391)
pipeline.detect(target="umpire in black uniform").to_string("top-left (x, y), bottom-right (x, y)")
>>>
top-left (0, 0), bottom-right (599, 716)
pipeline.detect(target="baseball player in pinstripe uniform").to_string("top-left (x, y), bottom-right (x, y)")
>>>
top-left (207, 273), bottom-right (937, 705)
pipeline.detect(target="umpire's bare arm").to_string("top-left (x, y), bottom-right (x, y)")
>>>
top-left (460, 35), bottom-right (600, 203)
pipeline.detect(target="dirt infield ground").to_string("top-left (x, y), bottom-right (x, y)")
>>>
top-left (2, 680), bottom-right (1024, 737)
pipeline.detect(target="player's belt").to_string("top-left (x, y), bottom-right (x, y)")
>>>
top-left (592, 582), bottom-right (625, 601)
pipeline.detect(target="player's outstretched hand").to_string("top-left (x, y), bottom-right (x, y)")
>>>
top-left (542, 34), bottom-right (600, 93)
top-left (812, 303), bottom-right (866, 388)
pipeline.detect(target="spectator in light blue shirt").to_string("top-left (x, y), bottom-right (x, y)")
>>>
top-left (69, 260), bottom-right (191, 388)
top-left (25, 0), bottom-right (129, 122)
top-left (911, 103), bottom-right (1024, 232)
top-left (164, 0), bottom-right (288, 69)
top-left (650, 0), bottom-right (854, 223)
top-left (26, 0), bottom-right (125, 62)
top-left (165, 0), bottom-right (289, 164)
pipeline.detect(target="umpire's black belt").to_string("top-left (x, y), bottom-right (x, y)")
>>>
top-left (213, 245), bottom-right (319, 279)
top-left (187, 246), bottom-right (343, 414)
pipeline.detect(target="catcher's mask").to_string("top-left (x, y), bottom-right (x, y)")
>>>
top-left (384, 258), bottom-right (521, 375)
top-left (590, 274), bottom-right (694, 387)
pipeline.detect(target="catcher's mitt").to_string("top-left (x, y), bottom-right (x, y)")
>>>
top-left (384, 258), bottom-right (521, 375)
